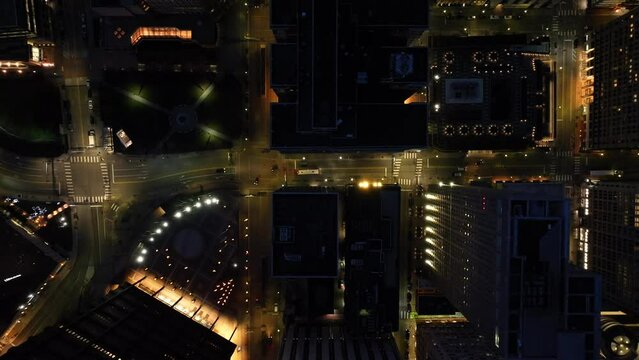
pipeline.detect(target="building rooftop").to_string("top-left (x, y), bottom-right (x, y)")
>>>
top-left (429, 35), bottom-right (552, 150)
top-left (272, 189), bottom-right (339, 278)
top-left (279, 324), bottom-right (401, 360)
top-left (344, 185), bottom-right (400, 334)
top-left (417, 322), bottom-right (498, 360)
top-left (3, 285), bottom-right (236, 359)
top-left (269, 0), bottom-right (428, 151)
top-left (0, 0), bottom-right (20, 29)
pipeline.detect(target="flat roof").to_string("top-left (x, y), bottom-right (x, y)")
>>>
top-left (272, 190), bottom-right (339, 277)
top-left (430, 36), bottom-right (551, 150)
top-left (270, 44), bottom-right (297, 86)
top-left (0, 0), bottom-right (19, 28)
top-left (4, 285), bottom-right (236, 359)
top-left (280, 324), bottom-right (401, 360)
top-left (271, 103), bottom-right (428, 151)
top-left (269, 0), bottom-right (428, 150)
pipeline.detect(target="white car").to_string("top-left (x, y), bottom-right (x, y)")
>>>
top-left (116, 129), bottom-right (133, 148)
top-left (88, 99), bottom-right (93, 110)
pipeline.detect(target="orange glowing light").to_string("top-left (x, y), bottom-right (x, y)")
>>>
top-left (130, 27), bottom-right (192, 45)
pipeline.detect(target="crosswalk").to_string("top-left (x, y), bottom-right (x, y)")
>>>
top-left (398, 178), bottom-right (413, 186)
top-left (574, 156), bottom-right (582, 175)
top-left (403, 151), bottom-right (419, 159)
top-left (69, 155), bottom-right (103, 163)
top-left (101, 162), bottom-right (111, 201)
top-left (549, 161), bottom-right (557, 177)
top-left (557, 30), bottom-right (577, 37)
top-left (552, 16), bottom-right (559, 32)
top-left (553, 174), bottom-right (573, 182)
top-left (63, 162), bottom-right (74, 197)
top-left (557, 9), bottom-right (584, 16)
top-left (73, 195), bottom-right (107, 204)
top-left (392, 157), bottom-right (402, 178)
top-left (415, 158), bottom-right (423, 176)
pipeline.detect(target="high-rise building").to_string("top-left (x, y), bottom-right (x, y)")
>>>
top-left (424, 183), bottom-right (601, 359)
top-left (589, 8), bottom-right (639, 149)
top-left (428, 34), bottom-right (552, 150)
top-left (344, 184), bottom-right (400, 335)
top-left (269, 0), bottom-right (428, 152)
top-left (577, 182), bottom-right (639, 315)
top-left (0, 0), bottom-right (55, 67)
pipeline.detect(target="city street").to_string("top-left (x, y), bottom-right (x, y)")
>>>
top-left (2, 0), bottom-right (639, 359)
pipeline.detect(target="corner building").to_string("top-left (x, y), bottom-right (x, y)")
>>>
top-left (424, 183), bottom-right (600, 359)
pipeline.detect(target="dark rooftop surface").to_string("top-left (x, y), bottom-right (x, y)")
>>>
top-left (0, 220), bottom-right (57, 331)
top-left (272, 190), bottom-right (339, 278)
top-left (270, 0), bottom-right (428, 151)
top-left (95, 11), bottom-right (217, 50)
top-left (344, 185), bottom-right (400, 334)
top-left (0, 0), bottom-right (19, 28)
top-left (280, 324), bottom-right (400, 360)
top-left (3, 285), bottom-right (236, 359)
top-left (271, 104), bottom-right (428, 151)
top-left (430, 35), bottom-right (551, 150)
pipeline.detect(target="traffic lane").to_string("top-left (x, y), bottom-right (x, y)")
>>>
top-left (0, 154), bottom-right (48, 174)
top-left (0, 164), bottom-right (48, 183)
top-left (430, 12), bottom-right (555, 35)
top-left (67, 85), bottom-right (89, 149)
top-left (114, 151), bottom-right (233, 179)
top-left (111, 174), bottom-right (237, 200)
top-left (60, 0), bottom-right (89, 77)
top-left (584, 153), bottom-right (639, 174)
top-left (113, 165), bottom-right (233, 185)
top-left (246, 194), bottom-right (281, 359)
top-left (0, 176), bottom-right (55, 199)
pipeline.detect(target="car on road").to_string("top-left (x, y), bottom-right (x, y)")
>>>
top-left (215, 168), bottom-right (226, 174)
top-left (88, 130), bottom-right (96, 148)
top-left (404, 329), bottom-right (410, 341)
top-left (254, 177), bottom-right (260, 185)
top-left (116, 129), bottom-right (133, 148)
top-left (504, 14), bottom-right (512, 19)
top-left (490, 15), bottom-right (500, 19)
top-left (453, 171), bottom-right (463, 177)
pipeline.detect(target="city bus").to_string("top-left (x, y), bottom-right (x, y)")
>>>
top-left (296, 168), bottom-right (320, 175)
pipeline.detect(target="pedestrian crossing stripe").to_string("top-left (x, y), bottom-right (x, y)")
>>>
top-left (69, 155), bottom-right (102, 163)
top-left (72, 196), bottom-right (106, 204)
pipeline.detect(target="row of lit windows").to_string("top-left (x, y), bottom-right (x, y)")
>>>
top-left (130, 27), bottom-right (192, 45)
